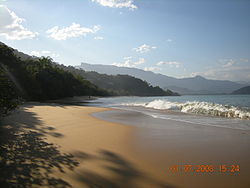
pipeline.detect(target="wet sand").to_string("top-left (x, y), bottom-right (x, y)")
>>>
top-left (1, 103), bottom-right (250, 188)
top-left (93, 109), bottom-right (250, 188)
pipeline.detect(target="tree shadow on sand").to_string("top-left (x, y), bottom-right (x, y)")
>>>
top-left (0, 106), bottom-right (79, 188)
top-left (0, 105), bottom-right (178, 188)
top-left (73, 150), bottom-right (178, 188)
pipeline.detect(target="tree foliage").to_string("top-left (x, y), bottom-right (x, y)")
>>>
top-left (0, 42), bottom-right (178, 116)
top-left (0, 43), bottom-right (108, 116)
top-left (58, 65), bottom-right (179, 96)
top-left (0, 66), bottom-right (19, 116)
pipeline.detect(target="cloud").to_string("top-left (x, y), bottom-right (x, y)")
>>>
top-left (166, 39), bottom-right (172, 42)
top-left (0, 5), bottom-right (38, 40)
top-left (133, 44), bottom-right (157, 53)
top-left (221, 59), bottom-right (235, 68)
top-left (112, 57), bottom-right (145, 68)
top-left (30, 50), bottom-right (59, 58)
top-left (46, 23), bottom-right (101, 40)
top-left (144, 66), bottom-right (162, 72)
top-left (134, 57), bottom-right (145, 65)
top-left (240, 58), bottom-right (249, 63)
top-left (91, 0), bottom-right (137, 10)
top-left (191, 59), bottom-right (250, 81)
top-left (94, 36), bottom-right (104, 40)
top-left (156, 61), bottom-right (181, 68)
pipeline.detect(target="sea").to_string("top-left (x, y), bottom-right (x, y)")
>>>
top-left (92, 95), bottom-right (250, 130)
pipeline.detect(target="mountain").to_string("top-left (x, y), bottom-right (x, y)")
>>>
top-left (76, 63), bottom-right (245, 95)
top-left (236, 81), bottom-right (250, 85)
top-left (0, 42), bottom-right (109, 103)
top-left (57, 64), bottom-right (179, 96)
top-left (13, 50), bottom-right (38, 61)
top-left (232, 86), bottom-right (250, 95)
top-left (0, 42), bottom-right (177, 98)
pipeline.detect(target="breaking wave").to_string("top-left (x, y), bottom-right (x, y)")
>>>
top-left (121, 99), bottom-right (250, 119)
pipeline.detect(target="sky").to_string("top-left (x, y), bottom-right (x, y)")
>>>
top-left (0, 0), bottom-right (250, 82)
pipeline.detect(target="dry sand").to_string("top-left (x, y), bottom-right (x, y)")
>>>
top-left (1, 103), bottom-right (250, 188)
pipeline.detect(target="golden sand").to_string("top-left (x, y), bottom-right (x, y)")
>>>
top-left (2, 103), bottom-right (249, 188)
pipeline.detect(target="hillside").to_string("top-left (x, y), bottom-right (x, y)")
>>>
top-left (57, 65), bottom-right (179, 96)
top-left (232, 86), bottom-right (250, 95)
top-left (1, 42), bottom-right (177, 101)
top-left (0, 42), bottom-right (108, 109)
top-left (77, 63), bottom-right (245, 95)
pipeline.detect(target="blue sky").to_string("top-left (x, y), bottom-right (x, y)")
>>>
top-left (0, 0), bottom-right (250, 81)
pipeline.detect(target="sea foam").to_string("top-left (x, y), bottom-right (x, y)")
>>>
top-left (122, 99), bottom-right (250, 119)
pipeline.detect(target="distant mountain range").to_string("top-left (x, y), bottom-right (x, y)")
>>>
top-left (2, 39), bottom-right (245, 95)
top-left (232, 86), bottom-right (250, 95)
top-left (76, 63), bottom-right (246, 95)
top-left (1, 42), bottom-right (176, 97)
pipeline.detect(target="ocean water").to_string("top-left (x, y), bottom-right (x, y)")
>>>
top-left (92, 95), bottom-right (250, 130)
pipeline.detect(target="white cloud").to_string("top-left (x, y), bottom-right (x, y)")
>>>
top-left (221, 59), bottom-right (235, 68)
top-left (157, 61), bottom-right (181, 68)
top-left (0, 5), bottom-right (38, 40)
top-left (94, 36), bottom-right (104, 40)
top-left (144, 66), bottom-right (162, 72)
top-left (46, 23), bottom-right (101, 40)
top-left (30, 50), bottom-right (59, 58)
top-left (134, 57), bottom-right (145, 65)
top-left (92, 0), bottom-right (137, 10)
top-left (166, 39), bottom-right (172, 42)
top-left (133, 44), bottom-right (157, 53)
top-left (112, 57), bottom-right (145, 68)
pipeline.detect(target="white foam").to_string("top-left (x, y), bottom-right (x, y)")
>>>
top-left (121, 100), bottom-right (250, 119)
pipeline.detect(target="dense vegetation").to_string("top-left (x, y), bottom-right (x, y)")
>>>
top-left (58, 65), bottom-right (179, 96)
top-left (232, 86), bottom-right (250, 95)
top-left (0, 42), bottom-right (178, 116)
top-left (0, 43), bottom-right (108, 116)
top-left (0, 66), bottom-right (19, 116)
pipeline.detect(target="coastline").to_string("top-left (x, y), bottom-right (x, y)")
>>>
top-left (1, 102), bottom-right (250, 188)
top-left (94, 109), bottom-right (250, 187)
top-left (1, 103), bottom-right (176, 188)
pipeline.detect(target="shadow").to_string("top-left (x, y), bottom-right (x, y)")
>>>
top-left (0, 104), bottom-right (178, 188)
top-left (45, 96), bottom-right (99, 107)
top-left (73, 150), bottom-right (177, 188)
top-left (5, 104), bottom-right (65, 138)
top-left (0, 106), bottom-right (79, 188)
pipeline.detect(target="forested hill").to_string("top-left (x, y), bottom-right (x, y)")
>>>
top-left (0, 42), bottom-right (109, 115)
top-left (57, 64), bottom-right (179, 96)
top-left (232, 86), bottom-right (250, 95)
top-left (77, 63), bottom-right (244, 95)
top-left (0, 42), bottom-right (178, 116)
top-left (1, 42), bottom-right (178, 97)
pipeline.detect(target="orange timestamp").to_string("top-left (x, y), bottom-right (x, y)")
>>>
top-left (169, 164), bottom-right (240, 173)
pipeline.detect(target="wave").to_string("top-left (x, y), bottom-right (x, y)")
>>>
top-left (121, 99), bottom-right (250, 119)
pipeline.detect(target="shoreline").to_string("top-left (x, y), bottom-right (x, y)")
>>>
top-left (1, 103), bottom-right (250, 188)
top-left (92, 107), bottom-right (250, 188)
top-left (1, 103), bottom-right (176, 188)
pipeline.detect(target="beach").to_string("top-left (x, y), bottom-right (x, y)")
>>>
top-left (1, 0), bottom-right (250, 187)
top-left (1, 103), bottom-right (250, 188)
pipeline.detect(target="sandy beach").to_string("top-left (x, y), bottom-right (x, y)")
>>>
top-left (1, 103), bottom-right (250, 188)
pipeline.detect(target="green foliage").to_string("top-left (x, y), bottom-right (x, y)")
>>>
top-left (0, 41), bottom-right (178, 117)
top-left (0, 43), bottom-right (109, 106)
top-left (58, 65), bottom-right (179, 96)
top-left (0, 67), bottom-right (19, 117)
